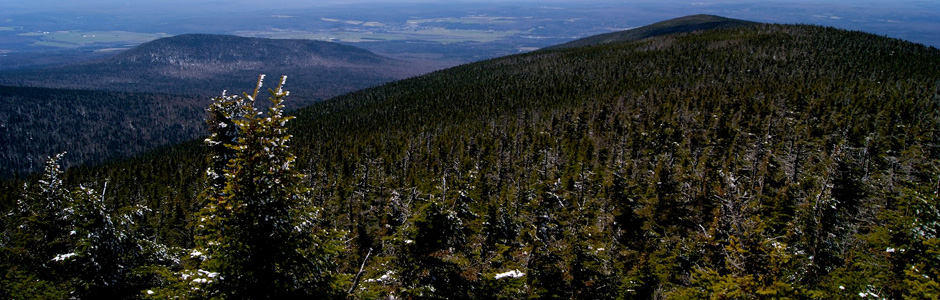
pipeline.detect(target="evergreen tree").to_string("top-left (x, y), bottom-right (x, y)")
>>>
top-left (1, 153), bottom-right (73, 299)
top-left (1, 153), bottom-right (149, 299)
top-left (65, 182), bottom-right (149, 298)
top-left (399, 197), bottom-right (473, 299)
top-left (163, 75), bottom-right (341, 299)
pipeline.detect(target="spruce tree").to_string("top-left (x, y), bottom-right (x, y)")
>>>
top-left (1, 153), bottom-right (73, 299)
top-left (2, 153), bottom-right (148, 299)
top-left (176, 75), bottom-right (340, 299)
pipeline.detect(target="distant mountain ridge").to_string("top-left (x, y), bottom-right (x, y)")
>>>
top-left (548, 14), bottom-right (758, 49)
top-left (0, 34), bottom-right (436, 107)
top-left (114, 34), bottom-right (386, 69)
top-left (0, 34), bottom-right (439, 176)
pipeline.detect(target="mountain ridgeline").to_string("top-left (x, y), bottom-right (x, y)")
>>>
top-left (0, 34), bottom-right (440, 177)
top-left (548, 14), bottom-right (758, 49)
top-left (4, 16), bottom-right (940, 299)
top-left (0, 34), bottom-right (434, 104)
top-left (116, 33), bottom-right (387, 66)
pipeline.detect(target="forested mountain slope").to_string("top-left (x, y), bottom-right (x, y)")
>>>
top-left (547, 14), bottom-right (757, 49)
top-left (4, 17), bottom-right (940, 299)
top-left (0, 86), bottom-right (205, 177)
top-left (0, 34), bottom-right (434, 107)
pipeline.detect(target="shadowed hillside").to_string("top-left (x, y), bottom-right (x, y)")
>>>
top-left (0, 86), bottom-right (206, 177)
top-left (0, 34), bottom-right (437, 107)
top-left (0, 35), bottom-right (444, 177)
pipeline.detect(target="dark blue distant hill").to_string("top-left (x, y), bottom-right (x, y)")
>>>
top-left (0, 34), bottom-right (436, 107)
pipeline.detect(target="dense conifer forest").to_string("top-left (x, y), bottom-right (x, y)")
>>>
top-left (0, 86), bottom-right (206, 177)
top-left (548, 15), bottom-right (757, 49)
top-left (3, 16), bottom-right (940, 299)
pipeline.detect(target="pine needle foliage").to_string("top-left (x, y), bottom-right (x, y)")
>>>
top-left (159, 75), bottom-right (341, 299)
top-left (1, 153), bottom-right (150, 299)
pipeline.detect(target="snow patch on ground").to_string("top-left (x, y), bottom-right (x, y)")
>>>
top-left (52, 253), bottom-right (76, 261)
top-left (494, 269), bottom-right (524, 279)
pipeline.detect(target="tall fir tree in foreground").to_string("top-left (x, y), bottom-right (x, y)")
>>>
top-left (155, 75), bottom-right (340, 299)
